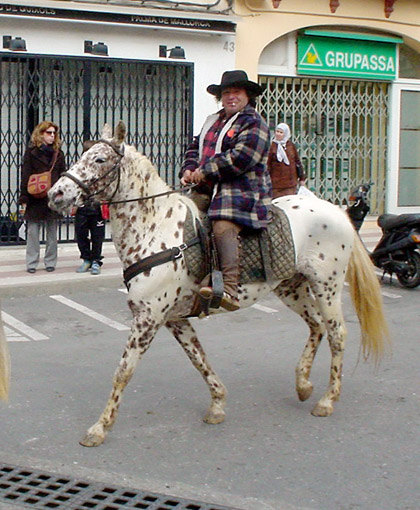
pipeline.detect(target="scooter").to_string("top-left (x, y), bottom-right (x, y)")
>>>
top-left (347, 183), bottom-right (420, 288)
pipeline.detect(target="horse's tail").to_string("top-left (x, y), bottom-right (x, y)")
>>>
top-left (0, 309), bottom-right (10, 402)
top-left (346, 232), bottom-right (391, 365)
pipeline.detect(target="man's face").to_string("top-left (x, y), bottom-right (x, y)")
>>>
top-left (221, 87), bottom-right (249, 117)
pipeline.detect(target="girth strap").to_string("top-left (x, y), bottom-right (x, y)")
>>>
top-left (123, 236), bottom-right (201, 288)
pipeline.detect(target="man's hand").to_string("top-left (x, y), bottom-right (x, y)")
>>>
top-left (190, 168), bottom-right (205, 184)
top-left (180, 170), bottom-right (193, 186)
top-left (181, 168), bottom-right (205, 185)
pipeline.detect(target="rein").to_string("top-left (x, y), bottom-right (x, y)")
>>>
top-left (64, 140), bottom-right (202, 287)
top-left (63, 138), bottom-right (197, 204)
top-left (106, 183), bottom-right (197, 205)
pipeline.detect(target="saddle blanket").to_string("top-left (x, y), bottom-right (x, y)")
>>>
top-left (183, 204), bottom-right (296, 284)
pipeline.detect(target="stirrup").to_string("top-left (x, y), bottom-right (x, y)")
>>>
top-left (220, 292), bottom-right (240, 312)
top-left (199, 286), bottom-right (213, 300)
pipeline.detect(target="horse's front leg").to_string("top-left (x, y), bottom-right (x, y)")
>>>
top-left (80, 313), bottom-right (159, 447)
top-left (166, 319), bottom-right (227, 424)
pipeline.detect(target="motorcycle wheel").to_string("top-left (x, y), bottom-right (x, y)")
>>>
top-left (396, 251), bottom-right (420, 288)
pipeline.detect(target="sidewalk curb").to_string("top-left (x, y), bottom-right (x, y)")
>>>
top-left (0, 274), bottom-right (124, 299)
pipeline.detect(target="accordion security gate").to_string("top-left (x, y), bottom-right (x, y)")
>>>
top-left (0, 55), bottom-right (193, 244)
top-left (258, 76), bottom-right (389, 214)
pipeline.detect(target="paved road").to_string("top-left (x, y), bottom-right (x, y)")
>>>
top-left (0, 274), bottom-right (419, 509)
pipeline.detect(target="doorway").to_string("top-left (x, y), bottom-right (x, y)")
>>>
top-left (258, 75), bottom-right (389, 214)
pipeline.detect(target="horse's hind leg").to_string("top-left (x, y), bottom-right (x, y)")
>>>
top-left (274, 277), bottom-right (325, 402)
top-left (166, 319), bottom-right (227, 424)
top-left (307, 279), bottom-right (347, 417)
top-left (80, 314), bottom-right (159, 447)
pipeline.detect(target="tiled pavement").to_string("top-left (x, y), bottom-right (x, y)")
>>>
top-left (0, 242), bottom-right (123, 298)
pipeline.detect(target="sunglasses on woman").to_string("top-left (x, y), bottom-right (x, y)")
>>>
top-left (44, 130), bottom-right (56, 135)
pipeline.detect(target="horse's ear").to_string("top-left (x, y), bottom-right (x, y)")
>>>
top-left (101, 124), bottom-right (112, 139)
top-left (113, 121), bottom-right (126, 145)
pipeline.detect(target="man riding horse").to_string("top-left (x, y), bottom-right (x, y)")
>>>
top-left (180, 70), bottom-right (272, 312)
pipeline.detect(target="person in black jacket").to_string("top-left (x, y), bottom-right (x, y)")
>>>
top-left (18, 121), bottom-right (66, 273)
top-left (74, 140), bottom-right (106, 275)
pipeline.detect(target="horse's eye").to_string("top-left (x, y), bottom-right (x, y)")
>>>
top-left (95, 158), bottom-right (106, 164)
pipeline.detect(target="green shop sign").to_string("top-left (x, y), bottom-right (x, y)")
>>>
top-left (297, 34), bottom-right (398, 80)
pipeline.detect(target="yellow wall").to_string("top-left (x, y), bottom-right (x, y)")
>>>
top-left (234, 0), bottom-right (420, 78)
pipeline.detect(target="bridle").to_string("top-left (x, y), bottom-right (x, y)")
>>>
top-left (61, 139), bottom-right (124, 202)
top-left (61, 139), bottom-right (197, 205)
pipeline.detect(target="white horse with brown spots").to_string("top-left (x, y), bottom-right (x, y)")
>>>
top-left (48, 122), bottom-right (389, 447)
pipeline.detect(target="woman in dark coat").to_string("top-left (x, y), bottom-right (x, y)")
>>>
top-left (18, 121), bottom-right (66, 273)
top-left (268, 122), bottom-right (306, 198)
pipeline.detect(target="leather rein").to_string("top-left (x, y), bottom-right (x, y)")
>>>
top-left (62, 139), bottom-right (196, 204)
top-left (62, 139), bottom-right (201, 288)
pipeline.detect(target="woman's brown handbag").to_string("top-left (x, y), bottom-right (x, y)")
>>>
top-left (27, 151), bottom-right (58, 199)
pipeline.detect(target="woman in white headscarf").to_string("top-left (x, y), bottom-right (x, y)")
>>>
top-left (267, 122), bottom-right (306, 198)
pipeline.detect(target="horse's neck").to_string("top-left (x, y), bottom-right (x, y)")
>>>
top-left (118, 150), bottom-right (170, 203)
top-left (110, 151), bottom-right (186, 265)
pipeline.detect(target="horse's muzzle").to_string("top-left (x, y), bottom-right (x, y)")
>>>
top-left (48, 184), bottom-right (75, 214)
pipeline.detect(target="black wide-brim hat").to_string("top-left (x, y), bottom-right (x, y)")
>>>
top-left (207, 70), bottom-right (263, 97)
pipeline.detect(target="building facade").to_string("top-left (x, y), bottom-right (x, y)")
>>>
top-left (0, 0), bottom-right (236, 243)
top-left (0, 0), bottom-right (419, 244)
top-left (235, 0), bottom-right (420, 214)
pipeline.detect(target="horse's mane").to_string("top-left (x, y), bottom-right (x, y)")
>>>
top-left (123, 143), bottom-right (201, 223)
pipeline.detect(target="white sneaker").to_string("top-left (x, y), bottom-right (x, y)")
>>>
top-left (76, 260), bottom-right (91, 273)
top-left (90, 261), bottom-right (101, 275)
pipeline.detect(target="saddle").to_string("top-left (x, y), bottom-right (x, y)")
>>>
top-left (183, 204), bottom-right (295, 287)
top-left (122, 199), bottom-right (296, 316)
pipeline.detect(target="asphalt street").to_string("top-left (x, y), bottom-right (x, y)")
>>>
top-left (0, 270), bottom-right (419, 509)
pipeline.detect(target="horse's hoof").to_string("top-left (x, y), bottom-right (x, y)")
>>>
top-left (204, 409), bottom-right (225, 424)
top-left (311, 402), bottom-right (333, 417)
top-left (79, 432), bottom-right (105, 447)
top-left (297, 381), bottom-right (313, 401)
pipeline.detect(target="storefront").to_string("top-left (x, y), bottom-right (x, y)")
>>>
top-left (0, 1), bottom-right (236, 243)
top-left (235, 0), bottom-right (420, 215)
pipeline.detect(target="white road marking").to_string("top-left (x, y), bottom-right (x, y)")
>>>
top-left (50, 294), bottom-right (130, 331)
top-left (4, 325), bottom-right (29, 342)
top-left (118, 288), bottom-right (128, 294)
top-left (1, 311), bottom-right (49, 340)
top-left (252, 303), bottom-right (278, 313)
top-left (380, 289), bottom-right (402, 299)
top-left (344, 282), bottom-right (401, 299)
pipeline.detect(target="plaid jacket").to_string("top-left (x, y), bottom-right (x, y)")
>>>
top-left (181, 104), bottom-right (272, 229)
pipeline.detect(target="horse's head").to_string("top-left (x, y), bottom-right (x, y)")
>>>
top-left (48, 122), bottom-right (126, 214)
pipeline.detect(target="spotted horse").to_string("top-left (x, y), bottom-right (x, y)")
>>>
top-left (48, 122), bottom-right (389, 447)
